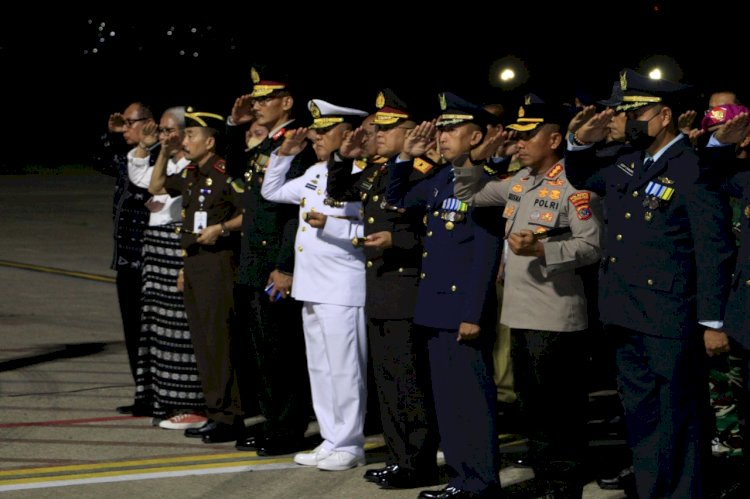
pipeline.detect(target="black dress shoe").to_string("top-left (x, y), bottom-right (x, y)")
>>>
top-left (256, 436), bottom-right (306, 456)
top-left (235, 434), bottom-right (262, 451)
top-left (597, 466), bottom-right (635, 490)
top-left (201, 422), bottom-right (242, 444)
top-left (378, 466), bottom-right (439, 489)
top-left (364, 464), bottom-right (398, 483)
top-left (184, 419), bottom-right (216, 438)
top-left (116, 404), bottom-right (151, 416)
top-left (418, 486), bottom-right (477, 498)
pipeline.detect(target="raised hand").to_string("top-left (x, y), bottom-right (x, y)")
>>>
top-left (278, 128), bottom-right (308, 157)
top-left (714, 113), bottom-right (750, 145)
top-left (141, 121), bottom-right (159, 147)
top-left (678, 110), bottom-right (697, 136)
top-left (568, 105), bottom-right (597, 134)
top-left (469, 125), bottom-right (506, 163)
top-left (401, 120), bottom-right (437, 159)
top-left (109, 112), bottom-right (125, 133)
top-left (575, 108), bottom-right (614, 144)
top-left (231, 94), bottom-right (256, 126)
top-left (339, 127), bottom-right (368, 159)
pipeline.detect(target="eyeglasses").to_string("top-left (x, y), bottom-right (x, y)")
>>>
top-left (158, 127), bottom-right (180, 134)
top-left (123, 117), bottom-right (148, 127)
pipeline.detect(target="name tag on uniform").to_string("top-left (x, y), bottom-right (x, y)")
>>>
top-left (193, 211), bottom-right (208, 233)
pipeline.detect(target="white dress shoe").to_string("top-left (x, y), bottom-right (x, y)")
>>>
top-left (293, 444), bottom-right (333, 466)
top-left (316, 451), bottom-right (365, 471)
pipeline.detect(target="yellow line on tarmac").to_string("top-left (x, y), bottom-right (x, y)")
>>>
top-left (0, 452), bottom-right (257, 477)
top-left (0, 260), bottom-right (115, 284)
top-left (0, 458), bottom-right (293, 486)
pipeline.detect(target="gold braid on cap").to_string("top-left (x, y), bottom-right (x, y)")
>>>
top-left (185, 111), bottom-right (224, 127)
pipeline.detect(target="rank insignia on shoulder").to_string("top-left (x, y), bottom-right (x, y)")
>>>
top-left (354, 159), bottom-right (368, 170)
top-left (272, 128), bottom-right (286, 141)
top-left (213, 161), bottom-right (226, 174)
top-left (231, 179), bottom-right (245, 193)
top-left (545, 163), bottom-right (564, 179)
top-left (414, 157), bottom-right (434, 174)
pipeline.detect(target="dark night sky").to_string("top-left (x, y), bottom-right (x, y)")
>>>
top-left (0, 4), bottom-right (745, 167)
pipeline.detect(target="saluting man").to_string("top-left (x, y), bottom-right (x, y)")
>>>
top-left (387, 92), bottom-right (503, 499)
top-left (453, 98), bottom-right (604, 497)
top-left (261, 99), bottom-right (371, 472)
top-left (567, 69), bottom-right (736, 498)
top-left (150, 108), bottom-right (246, 444)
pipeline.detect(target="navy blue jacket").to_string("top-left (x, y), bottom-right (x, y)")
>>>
top-left (566, 139), bottom-right (735, 339)
top-left (387, 161), bottom-right (502, 331)
top-left (722, 162), bottom-right (750, 350)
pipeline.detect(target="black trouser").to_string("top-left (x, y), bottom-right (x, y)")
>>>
top-left (511, 328), bottom-right (589, 487)
top-left (116, 268), bottom-right (143, 381)
top-left (237, 284), bottom-right (310, 439)
top-left (369, 318), bottom-right (438, 472)
top-left (183, 250), bottom-right (242, 425)
top-left (612, 326), bottom-right (710, 498)
top-left (424, 326), bottom-right (499, 494)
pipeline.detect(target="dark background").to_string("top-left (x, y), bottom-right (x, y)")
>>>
top-left (1, 4), bottom-right (745, 168)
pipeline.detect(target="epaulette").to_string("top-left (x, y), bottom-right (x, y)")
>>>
top-left (213, 160), bottom-right (227, 174)
top-left (413, 156), bottom-right (435, 174)
top-left (230, 178), bottom-right (245, 193)
top-left (545, 162), bottom-right (564, 180)
top-left (272, 127), bottom-right (287, 142)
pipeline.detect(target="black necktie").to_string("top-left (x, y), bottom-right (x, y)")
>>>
top-left (643, 158), bottom-right (654, 171)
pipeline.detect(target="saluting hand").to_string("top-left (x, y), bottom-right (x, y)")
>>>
top-left (458, 322), bottom-right (481, 342)
top-left (339, 128), bottom-right (367, 159)
top-left (278, 128), bottom-right (309, 157)
top-left (401, 120), bottom-right (437, 160)
top-left (678, 110), bottom-right (697, 136)
top-left (714, 113), bottom-right (750, 145)
top-left (568, 105), bottom-right (597, 134)
top-left (231, 94), bottom-right (256, 126)
top-left (141, 121), bottom-right (159, 148)
top-left (109, 112), bottom-right (125, 133)
top-left (575, 108), bottom-right (613, 144)
top-left (468, 125), bottom-right (506, 164)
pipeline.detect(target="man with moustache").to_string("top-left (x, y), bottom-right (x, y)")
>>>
top-left (150, 108), bottom-right (245, 444)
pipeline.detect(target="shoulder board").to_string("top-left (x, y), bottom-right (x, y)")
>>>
top-left (545, 162), bottom-right (564, 180)
top-left (213, 160), bottom-right (227, 174)
top-left (413, 157), bottom-right (435, 174)
top-left (272, 127), bottom-right (286, 141)
top-left (483, 164), bottom-right (499, 176)
top-left (353, 159), bottom-right (368, 170)
top-left (230, 178), bottom-right (245, 194)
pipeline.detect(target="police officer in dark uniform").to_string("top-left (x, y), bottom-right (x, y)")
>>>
top-left (387, 93), bottom-right (503, 498)
top-left (566, 69), bottom-right (736, 498)
top-left (154, 108), bottom-right (245, 443)
top-left (226, 67), bottom-right (315, 455)
top-left (325, 89), bottom-right (440, 489)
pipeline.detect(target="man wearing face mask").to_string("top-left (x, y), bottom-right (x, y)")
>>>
top-left (566, 69), bottom-right (736, 498)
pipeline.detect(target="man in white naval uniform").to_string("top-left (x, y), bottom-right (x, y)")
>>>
top-left (261, 99), bottom-right (369, 471)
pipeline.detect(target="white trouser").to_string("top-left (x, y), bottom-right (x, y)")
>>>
top-left (302, 302), bottom-right (367, 457)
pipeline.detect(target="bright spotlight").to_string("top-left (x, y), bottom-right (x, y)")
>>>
top-left (500, 69), bottom-right (515, 82)
top-left (648, 68), bottom-right (662, 80)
